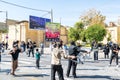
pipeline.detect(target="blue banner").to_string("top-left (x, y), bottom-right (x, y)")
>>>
top-left (29, 15), bottom-right (51, 30)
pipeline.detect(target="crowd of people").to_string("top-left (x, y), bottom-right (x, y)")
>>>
top-left (0, 40), bottom-right (120, 80)
top-left (91, 40), bottom-right (120, 67)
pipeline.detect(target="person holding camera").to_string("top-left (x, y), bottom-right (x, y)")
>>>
top-left (9, 45), bottom-right (21, 75)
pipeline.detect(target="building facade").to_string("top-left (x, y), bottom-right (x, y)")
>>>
top-left (103, 22), bottom-right (120, 44)
top-left (2, 20), bottom-right (68, 48)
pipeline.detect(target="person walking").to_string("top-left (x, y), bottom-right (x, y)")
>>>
top-left (109, 43), bottom-right (119, 67)
top-left (66, 41), bottom-right (78, 78)
top-left (9, 45), bottom-right (21, 75)
top-left (35, 49), bottom-right (41, 69)
top-left (51, 43), bottom-right (75, 80)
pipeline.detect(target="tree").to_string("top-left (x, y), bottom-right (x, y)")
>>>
top-left (107, 32), bottom-right (111, 41)
top-left (80, 9), bottom-right (106, 26)
top-left (68, 27), bottom-right (79, 41)
top-left (85, 24), bottom-right (107, 42)
top-left (68, 22), bottom-right (84, 41)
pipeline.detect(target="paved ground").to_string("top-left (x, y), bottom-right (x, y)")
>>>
top-left (0, 48), bottom-right (120, 80)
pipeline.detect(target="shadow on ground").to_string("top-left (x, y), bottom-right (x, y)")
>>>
top-left (15, 73), bottom-right (49, 77)
top-left (75, 75), bottom-right (112, 80)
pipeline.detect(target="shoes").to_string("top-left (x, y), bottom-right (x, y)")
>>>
top-left (66, 74), bottom-right (69, 78)
top-left (73, 76), bottom-right (77, 78)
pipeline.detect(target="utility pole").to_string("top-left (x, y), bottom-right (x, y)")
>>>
top-left (51, 9), bottom-right (53, 22)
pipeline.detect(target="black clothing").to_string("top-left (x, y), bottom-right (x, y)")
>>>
top-left (51, 65), bottom-right (64, 80)
top-left (68, 45), bottom-right (78, 56)
top-left (110, 54), bottom-right (118, 65)
top-left (36, 58), bottom-right (40, 68)
top-left (66, 59), bottom-right (77, 77)
top-left (11, 49), bottom-right (21, 61)
top-left (28, 43), bottom-right (34, 57)
top-left (110, 44), bottom-right (119, 65)
top-left (94, 51), bottom-right (98, 60)
top-left (103, 45), bottom-right (110, 59)
top-left (67, 45), bottom-right (78, 77)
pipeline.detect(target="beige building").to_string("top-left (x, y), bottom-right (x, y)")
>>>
top-left (1, 20), bottom-right (68, 48)
top-left (103, 22), bottom-right (120, 44)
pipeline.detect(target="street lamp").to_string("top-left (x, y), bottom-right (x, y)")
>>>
top-left (0, 11), bottom-right (8, 41)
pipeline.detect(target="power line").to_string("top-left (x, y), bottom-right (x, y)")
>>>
top-left (0, 0), bottom-right (50, 13)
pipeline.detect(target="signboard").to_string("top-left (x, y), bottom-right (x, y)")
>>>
top-left (29, 15), bottom-right (51, 30)
top-left (45, 22), bottom-right (60, 42)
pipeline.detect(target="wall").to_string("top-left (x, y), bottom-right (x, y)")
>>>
top-left (103, 26), bottom-right (119, 44)
top-left (6, 21), bottom-right (68, 48)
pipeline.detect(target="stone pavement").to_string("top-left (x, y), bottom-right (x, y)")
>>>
top-left (0, 48), bottom-right (120, 80)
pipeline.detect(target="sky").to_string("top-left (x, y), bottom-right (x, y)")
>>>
top-left (0, 0), bottom-right (120, 26)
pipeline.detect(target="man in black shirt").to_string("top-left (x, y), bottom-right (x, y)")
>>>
top-left (66, 41), bottom-right (78, 78)
top-left (9, 46), bottom-right (21, 75)
top-left (109, 43), bottom-right (119, 67)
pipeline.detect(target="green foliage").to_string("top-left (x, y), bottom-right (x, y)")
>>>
top-left (68, 27), bottom-right (79, 41)
top-left (68, 22), bottom-right (84, 42)
top-left (107, 32), bottom-right (111, 41)
top-left (85, 24), bottom-right (107, 42)
top-left (74, 22), bottom-right (84, 29)
top-left (80, 30), bottom-right (86, 42)
top-left (0, 29), bottom-right (8, 33)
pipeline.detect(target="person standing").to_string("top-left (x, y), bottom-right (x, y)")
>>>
top-left (109, 43), bottom-right (119, 67)
top-left (66, 41), bottom-right (78, 78)
top-left (91, 40), bottom-right (95, 51)
top-left (28, 41), bottom-right (34, 57)
top-left (103, 44), bottom-right (110, 59)
top-left (40, 42), bottom-right (44, 54)
top-left (51, 43), bottom-right (75, 80)
top-left (9, 45), bottom-right (21, 75)
top-left (35, 49), bottom-right (41, 69)
top-left (0, 52), bottom-right (1, 62)
top-left (5, 42), bottom-right (8, 50)
top-left (92, 41), bottom-right (99, 61)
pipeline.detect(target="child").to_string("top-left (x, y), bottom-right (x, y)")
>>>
top-left (35, 49), bottom-right (41, 69)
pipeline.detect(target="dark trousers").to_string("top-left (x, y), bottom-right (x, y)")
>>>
top-left (110, 54), bottom-right (118, 65)
top-left (94, 51), bottom-right (98, 60)
top-left (36, 59), bottom-right (40, 68)
top-left (66, 59), bottom-right (77, 77)
top-left (104, 53), bottom-right (109, 59)
top-left (51, 65), bottom-right (64, 80)
top-left (28, 49), bottom-right (34, 57)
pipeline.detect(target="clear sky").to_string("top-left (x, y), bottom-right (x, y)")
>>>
top-left (0, 0), bottom-right (120, 26)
